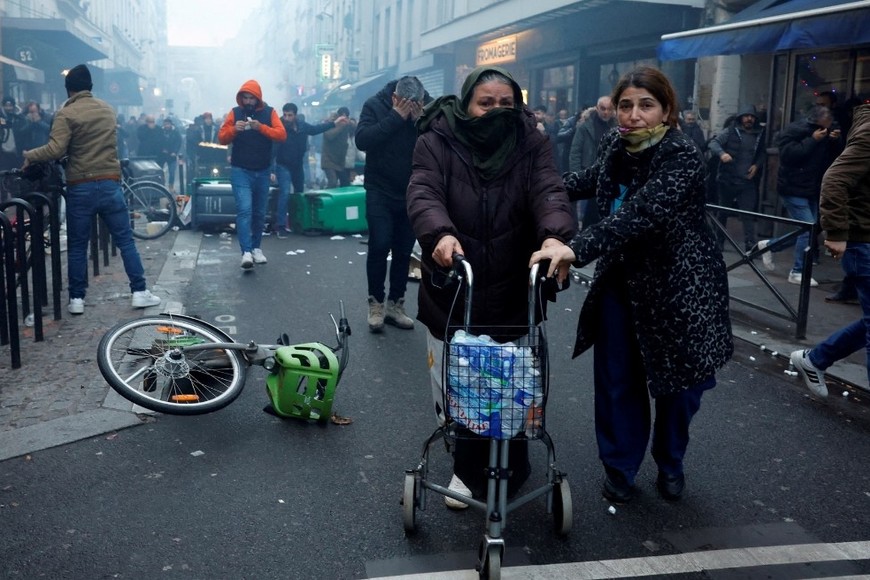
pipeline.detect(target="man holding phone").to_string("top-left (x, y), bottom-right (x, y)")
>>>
top-left (756, 105), bottom-right (843, 285)
top-left (219, 80), bottom-right (286, 269)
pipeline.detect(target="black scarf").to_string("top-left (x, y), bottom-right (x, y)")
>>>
top-left (417, 66), bottom-right (524, 181)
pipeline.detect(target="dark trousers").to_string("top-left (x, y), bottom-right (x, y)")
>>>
top-left (325, 167), bottom-right (350, 189)
top-left (274, 162), bottom-right (304, 231)
top-left (365, 190), bottom-right (416, 303)
top-left (593, 284), bottom-right (712, 485)
top-left (717, 180), bottom-right (758, 249)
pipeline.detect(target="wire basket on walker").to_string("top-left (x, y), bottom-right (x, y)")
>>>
top-left (402, 254), bottom-right (571, 580)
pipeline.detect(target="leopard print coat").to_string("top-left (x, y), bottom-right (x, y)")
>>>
top-left (563, 128), bottom-right (733, 396)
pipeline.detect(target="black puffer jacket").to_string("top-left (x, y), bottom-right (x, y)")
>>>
top-left (776, 118), bottom-right (842, 199)
top-left (407, 107), bottom-right (576, 336)
top-left (563, 128), bottom-right (733, 396)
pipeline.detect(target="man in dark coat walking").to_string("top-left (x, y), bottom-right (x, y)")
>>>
top-left (270, 102), bottom-right (346, 237)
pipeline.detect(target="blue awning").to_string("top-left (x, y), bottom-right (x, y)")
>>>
top-left (658, 0), bottom-right (870, 61)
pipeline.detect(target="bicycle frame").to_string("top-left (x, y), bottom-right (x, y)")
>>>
top-left (98, 304), bottom-right (351, 419)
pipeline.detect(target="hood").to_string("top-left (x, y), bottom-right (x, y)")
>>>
top-left (236, 80), bottom-right (265, 110)
top-left (374, 80), bottom-right (399, 106)
top-left (738, 104), bottom-right (758, 122)
top-left (459, 65), bottom-right (523, 110)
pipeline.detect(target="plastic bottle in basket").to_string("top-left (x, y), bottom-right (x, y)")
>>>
top-left (517, 345), bottom-right (544, 438)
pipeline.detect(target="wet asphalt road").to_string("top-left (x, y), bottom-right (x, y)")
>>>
top-left (1, 231), bottom-right (869, 579)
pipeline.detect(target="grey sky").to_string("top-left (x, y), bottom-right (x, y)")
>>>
top-left (166, 0), bottom-right (262, 47)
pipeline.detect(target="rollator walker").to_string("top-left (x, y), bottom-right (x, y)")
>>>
top-left (401, 255), bottom-right (571, 580)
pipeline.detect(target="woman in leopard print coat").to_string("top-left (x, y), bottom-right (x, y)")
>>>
top-left (531, 66), bottom-right (733, 504)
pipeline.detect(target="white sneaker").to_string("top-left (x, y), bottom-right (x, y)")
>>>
top-left (787, 272), bottom-right (818, 287)
top-left (68, 298), bottom-right (84, 315)
top-left (131, 290), bottom-right (161, 308)
top-left (757, 240), bottom-right (775, 271)
top-left (790, 349), bottom-right (828, 397)
top-left (251, 248), bottom-right (267, 264)
top-left (444, 474), bottom-right (472, 510)
top-left (240, 252), bottom-right (254, 270)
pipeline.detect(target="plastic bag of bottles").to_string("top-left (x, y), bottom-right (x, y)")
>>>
top-left (447, 330), bottom-right (543, 439)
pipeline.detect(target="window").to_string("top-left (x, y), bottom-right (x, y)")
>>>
top-left (538, 65), bottom-right (575, 115)
top-left (791, 50), bottom-right (850, 121)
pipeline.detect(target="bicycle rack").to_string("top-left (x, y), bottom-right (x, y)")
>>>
top-left (0, 212), bottom-right (21, 369)
top-left (0, 197), bottom-right (45, 343)
top-left (21, 191), bottom-right (63, 321)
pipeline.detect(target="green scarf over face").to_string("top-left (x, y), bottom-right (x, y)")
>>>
top-left (417, 65), bottom-right (525, 181)
top-left (618, 123), bottom-right (669, 153)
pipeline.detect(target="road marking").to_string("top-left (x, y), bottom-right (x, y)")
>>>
top-left (370, 540), bottom-right (870, 579)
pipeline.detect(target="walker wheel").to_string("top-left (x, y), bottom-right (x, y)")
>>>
top-left (402, 472), bottom-right (417, 533)
top-left (552, 478), bottom-right (572, 536)
top-left (478, 543), bottom-right (502, 580)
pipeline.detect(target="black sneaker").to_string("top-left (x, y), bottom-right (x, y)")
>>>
top-left (275, 228), bottom-right (288, 239)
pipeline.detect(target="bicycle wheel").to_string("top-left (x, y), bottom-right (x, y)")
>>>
top-left (125, 180), bottom-right (177, 240)
top-left (97, 316), bottom-right (248, 415)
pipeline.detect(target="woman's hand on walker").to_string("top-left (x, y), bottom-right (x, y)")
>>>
top-left (433, 235), bottom-right (463, 268)
top-left (530, 242), bottom-right (576, 284)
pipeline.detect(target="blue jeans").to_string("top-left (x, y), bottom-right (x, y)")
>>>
top-left (593, 284), bottom-right (713, 484)
top-left (274, 162), bottom-right (304, 232)
top-left (808, 242), bottom-right (870, 384)
top-left (65, 180), bottom-right (146, 299)
top-left (365, 190), bottom-right (416, 303)
top-left (231, 166), bottom-right (270, 253)
top-left (770, 195), bottom-right (817, 274)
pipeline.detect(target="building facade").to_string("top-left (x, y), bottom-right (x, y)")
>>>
top-left (1, 0), bottom-right (168, 117)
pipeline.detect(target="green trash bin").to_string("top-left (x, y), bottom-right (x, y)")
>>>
top-left (291, 186), bottom-right (367, 235)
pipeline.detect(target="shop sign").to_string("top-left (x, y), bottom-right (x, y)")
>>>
top-left (320, 53), bottom-right (332, 80)
top-left (476, 35), bottom-right (517, 66)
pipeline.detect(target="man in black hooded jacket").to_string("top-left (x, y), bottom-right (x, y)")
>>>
top-left (355, 76), bottom-right (431, 333)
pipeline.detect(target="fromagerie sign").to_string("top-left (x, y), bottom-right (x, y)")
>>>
top-left (476, 35), bottom-right (517, 66)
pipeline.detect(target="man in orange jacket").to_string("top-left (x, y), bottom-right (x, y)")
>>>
top-left (219, 79), bottom-right (286, 269)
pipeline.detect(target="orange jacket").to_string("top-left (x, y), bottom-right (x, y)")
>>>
top-left (218, 79), bottom-right (286, 145)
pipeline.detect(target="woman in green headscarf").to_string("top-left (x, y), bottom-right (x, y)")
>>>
top-left (407, 66), bottom-right (577, 508)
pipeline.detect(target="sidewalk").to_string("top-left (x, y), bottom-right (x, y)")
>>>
top-left (0, 228), bottom-right (200, 461)
top-left (725, 246), bottom-right (868, 389)
top-left (0, 232), bottom-right (865, 462)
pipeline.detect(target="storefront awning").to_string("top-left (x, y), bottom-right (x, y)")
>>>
top-left (658, 0), bottom-right (870, 60)
top-left (1, 18), bottom-right (108, 65)
top-left (0, 54), bottom-right (45, 83)
top-left (103, 68), bottom-right (143, 106)
top-left (346, 73), bottom-right (389, 97)
top-left (323, 73), bottom-right (390, 107)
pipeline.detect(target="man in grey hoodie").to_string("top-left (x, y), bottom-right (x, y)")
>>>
top-left (708, 106), bottom-right (767, 251)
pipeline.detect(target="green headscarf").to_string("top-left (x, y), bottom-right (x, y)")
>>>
top-left (417, 65), bottom-right (525, 181)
